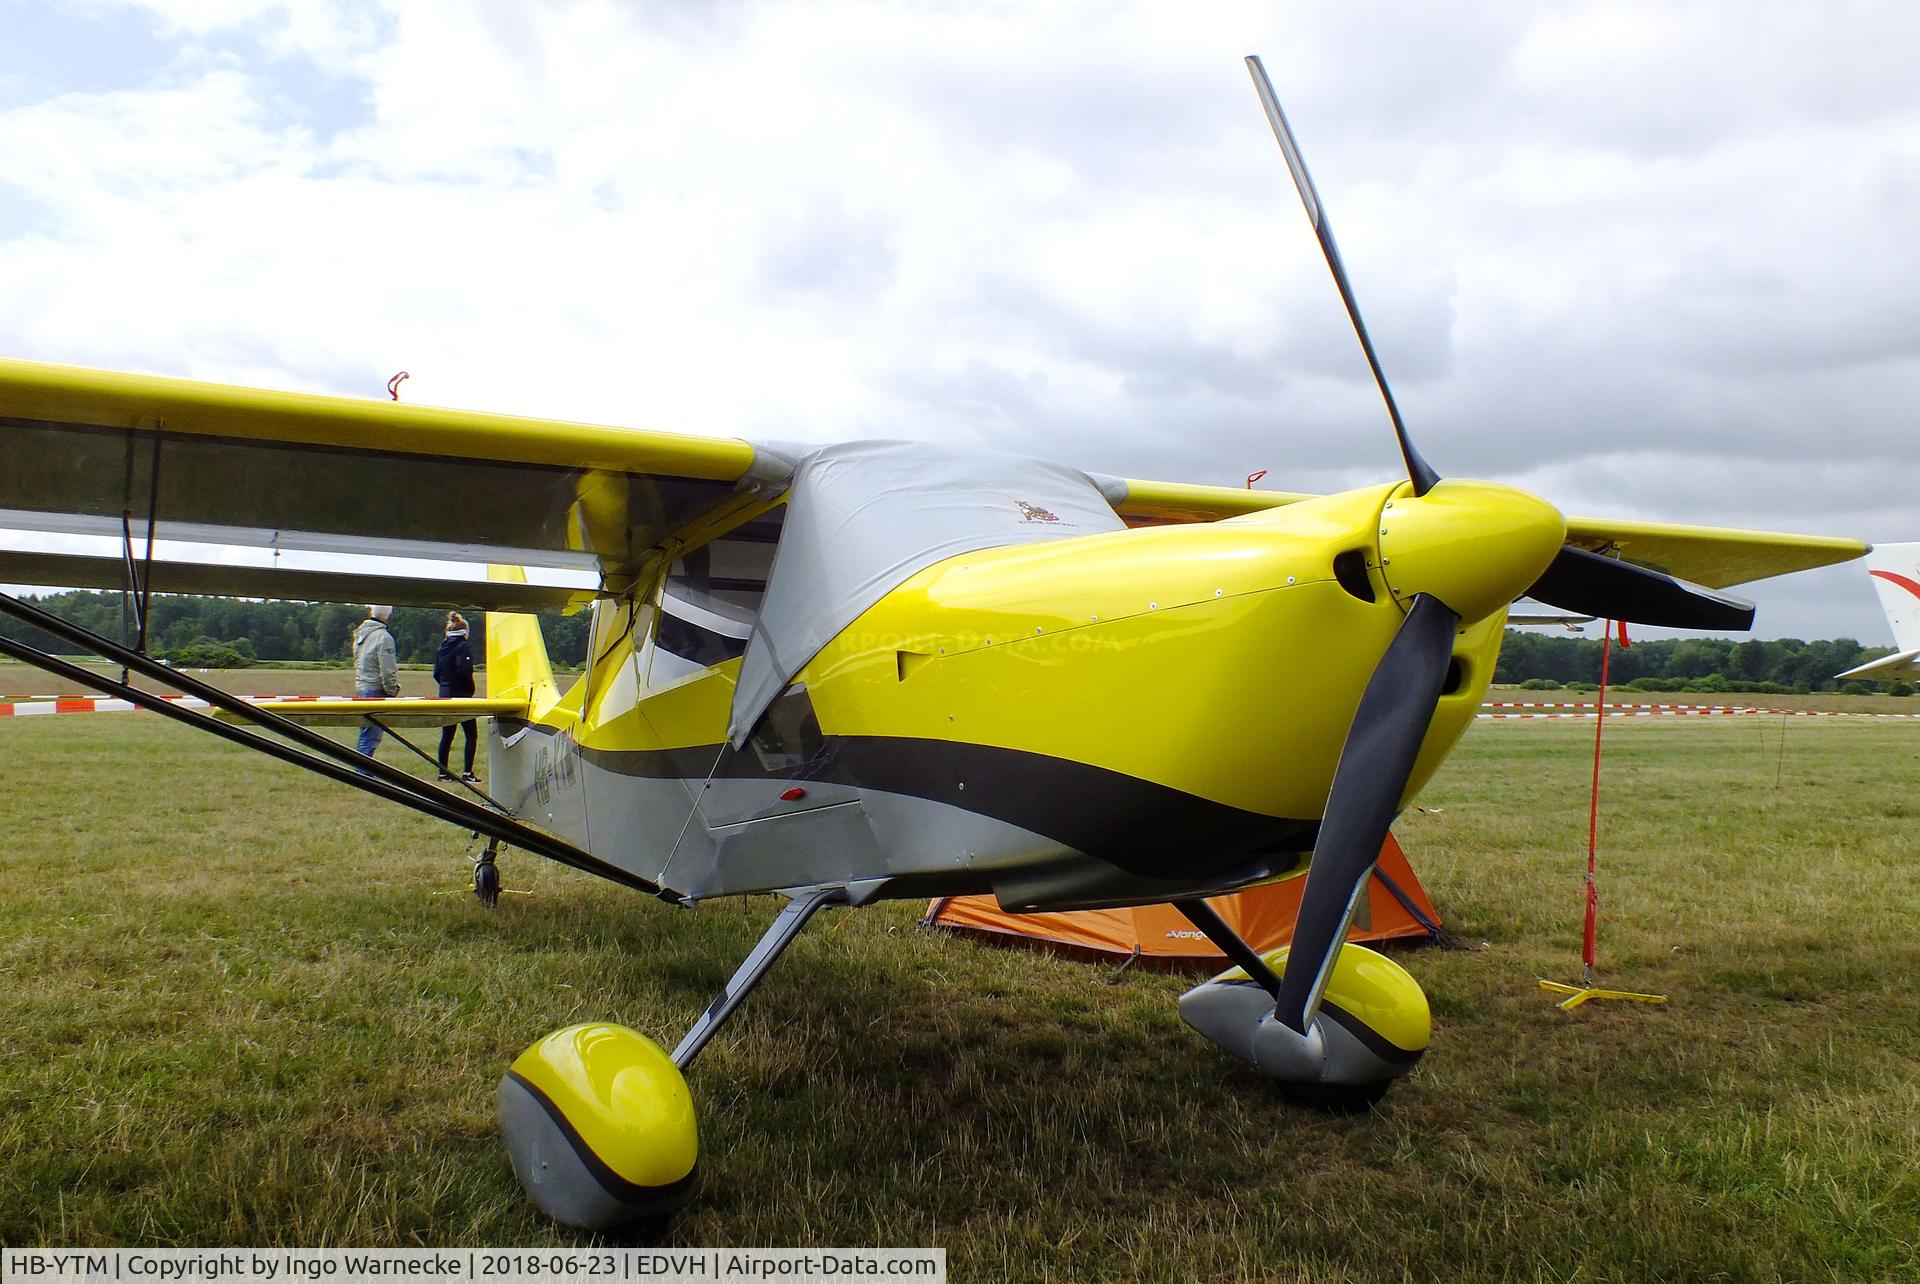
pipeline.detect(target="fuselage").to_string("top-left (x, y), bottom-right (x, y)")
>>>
top-left (488, 475), bottom-right (1558, 911)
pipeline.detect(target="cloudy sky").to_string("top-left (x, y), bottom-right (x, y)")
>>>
top-left (2, 0), bottom-right (1915, 642)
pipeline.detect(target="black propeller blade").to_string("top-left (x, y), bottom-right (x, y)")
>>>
top-left (1245, 54), bottom-right (1440, 498)
top-left (1527, 545), bottom-right (1756, 631)
top-left (1242, 51), bottom-right (1760, 1053)
top-left (1273, 593), bottom-right (1460, 1035)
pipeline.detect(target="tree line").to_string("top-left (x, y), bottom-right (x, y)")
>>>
top-left (0, 590), bottom-right (591, 668)
top-left (1493, 630), bottom-right (1902, 695)
top-left (0, 589), bottom-right (1901, 692)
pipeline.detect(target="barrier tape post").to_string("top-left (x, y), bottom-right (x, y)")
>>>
top-left (1539, 619), bottom-right (1668, 1012)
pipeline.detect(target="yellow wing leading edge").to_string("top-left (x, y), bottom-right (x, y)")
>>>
top-left (1110, 476), bottom-right (1867, 590)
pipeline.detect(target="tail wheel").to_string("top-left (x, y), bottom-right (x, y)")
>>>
top-left (473, 859), bottom-right (501, 908)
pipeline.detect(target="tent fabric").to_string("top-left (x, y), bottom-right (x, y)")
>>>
top-left (923, 834), bottom-right (1439, 964)
top-left (728, 440), bottom-right (1127, 745)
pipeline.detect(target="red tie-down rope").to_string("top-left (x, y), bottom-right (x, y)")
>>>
top-left (1246, 469), bottom-right (1267, 489)
top-left (1583, 620), bottom-right (1631, 977)
top-left (387, 371), bottom-right (410, 401)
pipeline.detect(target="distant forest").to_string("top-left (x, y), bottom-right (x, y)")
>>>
top-left (0, 590), bottom-right (590, 668)
top-left (1492, 630), bottom-right (1901, 695)
top-left (0, 589), bottom-right (1902, 693)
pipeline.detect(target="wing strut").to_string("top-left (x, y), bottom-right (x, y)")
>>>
top-left (0, 590), bottom-right (671, 901)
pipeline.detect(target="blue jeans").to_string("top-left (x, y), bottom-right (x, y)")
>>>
top-left (355, 687), bottom-right (386, 764)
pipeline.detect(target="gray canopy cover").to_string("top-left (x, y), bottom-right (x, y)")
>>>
top-left (727, 440), bottom-right (1128, 745)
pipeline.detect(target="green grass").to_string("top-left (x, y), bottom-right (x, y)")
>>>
top-left (1, 711), bottom-right (1917, 1281)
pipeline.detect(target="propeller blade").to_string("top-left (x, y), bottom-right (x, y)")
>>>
top-left (1527, 545), bottom-right (1755, 631)
top-left (1244, 54), bottom-right (1440, 497)
top-left (1274, 593), bottom-right (1460, 1034)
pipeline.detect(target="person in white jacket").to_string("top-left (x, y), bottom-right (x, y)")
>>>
top-left (352, 605), bottom-right (401, 764)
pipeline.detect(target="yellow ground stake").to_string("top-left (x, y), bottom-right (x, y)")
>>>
top-left (1538, 977), bottom-right (1668, 1011)
top-left (1540, 625), bottom-right (1668, 1013)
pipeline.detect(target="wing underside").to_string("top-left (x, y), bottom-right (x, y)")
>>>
top-left (0, 358), bottom-right (782, 605)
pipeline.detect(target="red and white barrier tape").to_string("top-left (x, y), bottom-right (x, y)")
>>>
top-left (4, 695), bottom-right (1915, 721)
top-left (0, 694), bottom-right (402, 717)
top-left (1479, 702), bottom-right (1920, 721)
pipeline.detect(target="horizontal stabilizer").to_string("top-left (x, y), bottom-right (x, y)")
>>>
top-left (213, 697), bottom-right (528, 728)
top-left (1834, 648), bottom-right (1920, 683)
top-left (1506, 607), bottom-right (1594, 627)
top-left (0, 549), bottom-right (597, 613)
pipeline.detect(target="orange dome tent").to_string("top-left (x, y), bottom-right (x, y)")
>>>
top-left (922, 833), bottom-right (1439, 966)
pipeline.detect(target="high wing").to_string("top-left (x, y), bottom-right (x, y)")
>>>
top-left (1555, 517), bottom-right (1868, 591)
top-left (0, 357), bottom-right (790, 607)
top-left (1107, 477), bottom-right (1867, 590)
top-left (0, 358), bottom-right (1864, 610)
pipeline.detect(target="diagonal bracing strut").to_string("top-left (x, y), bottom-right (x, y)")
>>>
top-left (671, 887), bottom-right (847, 1069)
top-left (0, 590), bottom-right (671, 901)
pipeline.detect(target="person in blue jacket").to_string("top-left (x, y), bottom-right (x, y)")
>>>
top-left (434, 611), bottom-right (480, 782)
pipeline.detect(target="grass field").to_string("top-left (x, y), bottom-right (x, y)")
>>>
top-left (1, 691), bottom-right (1916, 1281)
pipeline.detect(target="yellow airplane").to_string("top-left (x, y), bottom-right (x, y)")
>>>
top-left (0, 57), bottom-right (1866, 1230)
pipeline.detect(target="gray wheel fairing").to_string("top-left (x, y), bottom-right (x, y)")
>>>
top-left (496, 1074), bottom-right (695, 1231)
top-left (1179, 978), bottom-right (1420, 1086)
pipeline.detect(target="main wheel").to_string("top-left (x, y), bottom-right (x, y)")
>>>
top-left (1279, 1077), bottom-right (1394, 1113)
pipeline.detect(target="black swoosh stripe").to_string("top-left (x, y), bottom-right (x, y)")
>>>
top-left (1320, 1000), bottom-right (1426, 1066)
top-left (576, 733), bottom-right (1317, 877)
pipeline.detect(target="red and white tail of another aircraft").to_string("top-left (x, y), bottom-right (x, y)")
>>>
top-left (1837, 543), bottom-right (1920, 682)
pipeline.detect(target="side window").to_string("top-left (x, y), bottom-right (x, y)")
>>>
top-left (651, 516), bottom-right (781, 684)
top-left (746, 684), bottom-right (826, 775)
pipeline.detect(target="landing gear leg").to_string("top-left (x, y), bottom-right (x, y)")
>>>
top-left (497, 886), bottom-right (847, 1231)
top-left (671, 886), bottom-right (847, 1069)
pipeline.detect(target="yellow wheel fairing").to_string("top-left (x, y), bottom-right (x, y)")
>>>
top-left (1313, 943), bottom-right (1432, 1056)
top-left (1206, 942), bottom-right (1431, 1056)
top-left (499, 1024), bottom-right (698, 1228)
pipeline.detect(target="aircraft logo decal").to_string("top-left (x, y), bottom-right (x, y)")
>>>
top-left (1014, 500), bottom-right (1061, 523)
top-left (1869, 568), bottom-right (1920, 600)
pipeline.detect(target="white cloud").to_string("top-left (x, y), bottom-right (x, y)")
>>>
top-left (1, 0), bottom-right (1915, 642)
